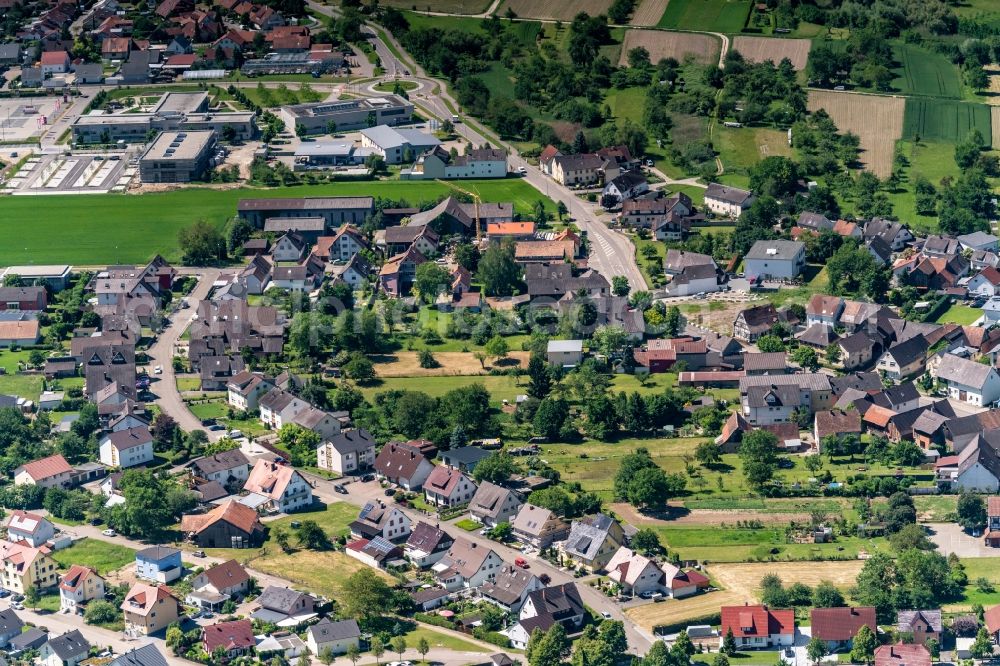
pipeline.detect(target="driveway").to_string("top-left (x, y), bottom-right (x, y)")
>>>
top-left (927, 522), bottom-right (994, 558)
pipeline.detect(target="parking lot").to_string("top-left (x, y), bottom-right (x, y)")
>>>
top-left (3, 151), bottom-right (137, 194)
top-left (0, 97), bottom-right (65, 143)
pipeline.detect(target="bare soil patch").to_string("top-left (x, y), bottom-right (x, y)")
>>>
top-left (619, 29), bottom-right (720, 67)
top-left (375, 351), bottom-right (528, 377)
top-left (732, 36), bottom-right (811, 71)
top-left (807, 90), bottom-right (905, 178)
top-left (500, 0), bottom-right (613, 20)
top-left (631, 0), bottom-right (670, 25)
top-left (991, 106), bottom-right (1000, 149)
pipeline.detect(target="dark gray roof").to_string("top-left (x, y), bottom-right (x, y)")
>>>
top-left (883, 334), bottom-right (928, 367)
top-left (192, 449), bottom-right (250, 476)
top-left (256, 585), bottom-right (311, 614)
top-left (109, 644), bottom-right (169, 666)
top-left (308, 617), bottom-right (360, 642)
top-left (0, 609), bottom-right (23, 636)
top-left (443, 447), bottom-right (491, 467)
top-left (742, 352), bottom-right (786, 372)
top-left (746, 239), bottom-right (805, 261)
top-left (45, 630), bottom-right (89, 660)
top-left (9, 627), bottom-right (47, 651)
top-left (136, 545), bottom-right (180, 561)
top-left (327, 428), bottom-right (375, 455)
top-left (839, 331), bottom-right (877, 355)
top-left (705, 183), bottom-right (752, 205)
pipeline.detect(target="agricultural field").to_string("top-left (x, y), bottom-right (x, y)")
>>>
top-left (626, 561), bottom-right (864, 631)
top-left (806, 90), bottom-right (905, 177)
top-left (731, 36), bottom-right (811, 71)
top-left (631, 0), bottom-right (669, 26)
top-left (381, 0), bottom-right (491, 12)
top-left (618, 29), bottom-right (721, 67)
top-left (0, 179), bottom-right (554, 266)
top-left (498, 0), bottom-right (613, 21)
top-left (890, 44), bottom-right (963, 99)
top-left (657, 0), bottom-right (752, 33)
top-left (903, 98), bottom-right (993, 144)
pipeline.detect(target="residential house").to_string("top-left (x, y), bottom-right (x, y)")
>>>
top-left (934, 354), bottom-right (1000, 406)
top-left (968, 267), bottom-right (1000, 298)
top-left (227, 371), bottom-right (274, 411)
top-left (896, 610), bottom-right (942, 647)
top-left (838, 332), bottom-right (879, 370)
top-left (98, 426), bottom-right (154, 468)
top-left (107, 645), bottom-right (169, 666)
top-left (201, 619), bottom-right (255, 659)
top-left (733, 304), bottom-right (784, 342)
top-left (6, 510), bottom-right (55, 548)
top-left (317, 428), bottom-right (376, 475)
top-left (605, 547), bottom-right (665, 597)
top-left (14, 454), bottom-right (73, 489)
top-left (39, 630), bottom-right (89, 666)
top-left (958, 231), bottom-right (999, 252)
top-left (743, 352), bottom-right (788, 376)
top-left (720, 605), bottom-right (795, 649)
top-left (314, 225), bottom-right (369, 262)
top-left (179, 500), bottom-right (265, 549)
top-left (811, 607), bottom-right (876, 651)
top-left (306, 618), bottom-right (360, 657)
top-left (0, 608), bottom-right (22, 648)
top-left (424, 466), bottom-right (477, 508)
top-left (252, 586), bottom-right (316, 626)
top-left (797, 212), bottom-right (834, 233)
top-left (539, 145), bottom-right (562, 176)
top-left (745, 240), bottom-right (807, 280)
top-left (0, 286), bottom-right (47, 311)
top-left (121, 583), bottom-right (180, 636)
top-left (511, 504), bottom-right (569, 549)
top-left (288, 406), bottom-right (341, 440)
top-left (187, 559), bottom-right (250, 611)
top-left (469, 481), bottom-right (523, 527)
top-left (432, 539), bottom-right (503, 590)
top-left (550, 153), bottom-right (603, 186)
top-left (272, 232), bottom-right (310, 262)
top-left (876, 335), bottom-right (929, 381)
top-left (406, 146), bottom-right (507, 180)
top-left (243, 460), bottom-right (313, 513)
top-left (374, 442), bottom-right (434, 490)
top-left (562, 513), bottom-right (625, 572)
top-left (405, 522), bottom-right (454, 568)
top-left (973, 250), bottom-right (1000, 271)
top-left (814, 410), bottom-right (863, 447)
top-left (806, 295), bottom-right (845, 327)
top-left (547, 340), bottom-right (584, 367)
top-left (987, 496), bottom-right (1000, 547)
top-left (875, 644), bottom-right (931, 666)
top-left (270, 255), bottom-right (325, 292)
top-left (602, 171), bottom-right (649, 205)
top-left (381, 225), bottom-right (439, 257)
top-left (479, 564), bottom-right (543, 613)
top-left (190, 449), bottom-right (251, 490)
top-left (258, 388), bottom-right (309, 430)
top-left (739, 373), bottom-right (834, 425)
top-left (922, 235), bottom-right (960, 258)
top-left (704, 183), bottom-right (754, 218)
top-left (40, 50), bottom-right (70, 75)
top-left (380, 246), bottom-right (427, 297)
top-left (661, 564), bottom-right (710, 599)
top-left (135, 546), bottom-right (182, 584)
top-left (0, 320), bottom-right (41, 348)
top-left (59, 566), bottom-right (104, 614)
top-left (505, 583), bottom-right (585, 649)
top-left (865, 218), bottom-right (914, 251)
top-left (350, 501), bottom-right (411, 542)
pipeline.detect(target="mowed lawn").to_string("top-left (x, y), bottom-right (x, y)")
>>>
top-left (657, 0), bottom-right (752, 32)
top-left (251, 549), bottom-right (395, 601)
top-left (936, 304), bottom-right (983, 325)
top-left (404, 627), bottom-right (490, 654)
top-left (947, 557), bottom-right (1000, 611)
top-left (51, 538), bottom-right (136, 575)
top-left (0, 179), bottom-right (554, 266)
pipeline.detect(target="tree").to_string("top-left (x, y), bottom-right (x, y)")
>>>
top-left (24, 585), bottom-right (39, 609)
top-left (695, 441), bottom-right (721, 466)
top-left (527, 353), bottom-right (552, 399)
top-left (740, 429), bottom-right (778, 489)
top-left (631, 527), bottom-right (665, 555)
top-left (850, 625), bottom-right (877, 666)
top-left (295, 520), bottom-right (331, 550)
top-left (344, 353), bottom-right (376, 382)
top-left (84, 600), bottom-right (120, 626)
top-left (721, 628), bottom-right (737, 656)
top-left (478, 239), bottom-right (521, 296)
top-left (391, 636), bottom-right (407, 661)
top-left (791, 345), bottom-right (819, 371)
top-left (344, 645), bottom-right (359, 666)
top-left (612, 275), bottom-right (630, 297)
top-left (485, 335), bottom-right (509, 364)
top-left (414, 262), bottom-right (450, 303)
top-left (533, 397), bottom-right (569, 440)
top-left (812, 580), bottom-right (845, 608)
top-left (417, 637), bottom-right (430, 663)
top-left (663, 306), bottom-right (681, 337)
top-left (341, 569), bottom-right (394, 619)
top-left (557, 201), bottom-right (568, 220)
top-left (825, 343), bottom-right (842, 365)
top-left (807, 637), bottom-right (829, 665)
top-left (972, 626), bottom-right (993, 659)
top-left (178, 220), bottom-right (226, 265)
top-left (473, 453), bottom-right (518, 484)
top-left (957, 492), bottom-right (987, 532)
top-left (371, 637), bottom-right (386, 666)
top-left (756, 335), bottom-right (785, 352)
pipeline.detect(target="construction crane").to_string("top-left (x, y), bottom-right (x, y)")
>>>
top-left (436, 179), bottom-right (482, 243)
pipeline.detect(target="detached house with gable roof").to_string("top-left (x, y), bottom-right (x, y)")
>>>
top-left (374, 442), bottom-right (434, 490)
top-left (306, 618), bottom-right (361, 657)
top-left (180, 500), bottom-right (265, 549)
top-left (423, 466), bottom-right (477, 508)
top-left (40, 629), bottom-right (90, 666)
top-left (561, 513), bottom-right (625, 572)
top-left (876, 335), bottom-right (929, 381)
top-left (243, 460), bottom-right (313, 513)
top-left (0, 608), bottom-right (24, 647)
top-left (6, 510), bottom-right (55, 548)
top-left (121, 583), bottom-right (180, 636)
top-left (469, 481), bottom-right (523, 527)
top-left (604, 547), bottom-right (665, 597)
top-left (350, 500), bottom-right (411, 542)
top-left (188, 560), bottom-right (251, 609)
top-left (318, 428), bottom-right (376, 475)
top-left (505, 583), bottom-right (586, 650)
top-left (432, 538), bottom-right (503, 590)
top-left (14, 454), bottom-right (73, 489)
top-left (59, 565), bottom-right (105, 614)
top-left (811, 607), bottom-right (876, 651)
top-left (720, 604), bottom-right (796, 649)
top-left (405, 522), bottom-right (454, 568)
top-left (511, 504), bottom-right (570, 549)
top-left (934, 354), bottom-right (1000, 406)
top-left (479, 564), bottom-right (543, 613)
top-left (896, 610), bottom-right (942, 646)
top-left (190, 449), bottom-right (251, 489)
top-left (201, 619), bottom-right (255, 659)
top-left (99, 426), bottom-right (154, 468)
top-left (0, 541), bottom-right (58, 594)
top-left (704, 183), bottom-right (754, 218)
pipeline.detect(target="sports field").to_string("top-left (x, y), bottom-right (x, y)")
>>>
top-left (619, 29), bottom-right (720, 67)
top-left (499, 0), bottom-right (613, 21)
top-left (903, 98), bottom-right (993, 144)
top-left (732, 36), bottom-right (811, 70)
top-left (657, 0), bottom-right (752, 33)
top-left (0, 179), bottom-right (553, 266)
top-left (891, 44), bottom-right (962, 98)
top-left (807, 90), bottom-right (905, 177)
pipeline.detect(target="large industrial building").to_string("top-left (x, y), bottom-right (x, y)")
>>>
top-left (237, 197), bottom-right (375, 228)
top-left (138, 130), bottom-right (217, 183)
top-left (280, 95), bottom-right (413, 135)
top-left (72, 91), bottom-right (256, 144)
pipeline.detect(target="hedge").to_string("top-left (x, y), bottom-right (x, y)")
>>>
top-left (472, 627), bottom-right (511, 648)
top-left (413, 612), bottom-right (454, 629)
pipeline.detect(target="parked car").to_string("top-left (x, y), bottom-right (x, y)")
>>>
top-left (11, 603), bottom-right (23, 611)
top-left (514, 557), bottom-right (529, 569)
top-left (228, 430), bottom-right (243, 439)
top-left (153, 365), bottom-right (162, 374)
top-left (334, 485), bottom-right (348, 494)
top-left (517, 166), bottom-right (527, 174)
top-left (193, 550), bottom-right (206, 558)
top-left (0, 590), bottom-right (11, 598)
top-left (601, 611), bottom-right (612, 619)
top-left (384, 487), bottom-right (396, 497)
top-left (102, 529), bottom-right (116, 537)
top-left (361, 473), bottom-right (375, 482)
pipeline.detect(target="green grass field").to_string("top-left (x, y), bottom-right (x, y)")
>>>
top-left (891, 44), bottom-right (963, 99)
top-left (716, 126), bottom-right (793, 183)
top-left (947, 558), bottom-right (1000, 611)
top-left (654, 524), bottom-right (887, 562)
top-left (0, 179), bottom-right (553, 266)
top-left (658, 0), bottom-right (752, 32)
top-left (936, 304), bottom-right (983, 325)
top-left (903, 98), bottom-right (993, 144)
top-left (51, 538), bottom-right (136, 575)
top-left (603, 87), bottom-right (645, 125)
top-left (882, 140), bottom-right (958, 234)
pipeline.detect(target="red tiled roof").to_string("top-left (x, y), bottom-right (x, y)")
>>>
top-left (987, 604), bottom-right (1000, 635)
top-left (989, 497), bottom-right (1000, 516)
top-left (180, 500), bottom-right (262, 536)
top-left (202, 619), bottom-right (255, 652)
top-left (811, 607), bottom-right (876, 641)
top-left (17, 454), bottom-right (72, 482)
top-left (875, 643), bottom-right (931, 666)
top-left (720, 605), bottom-right (795, 639)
